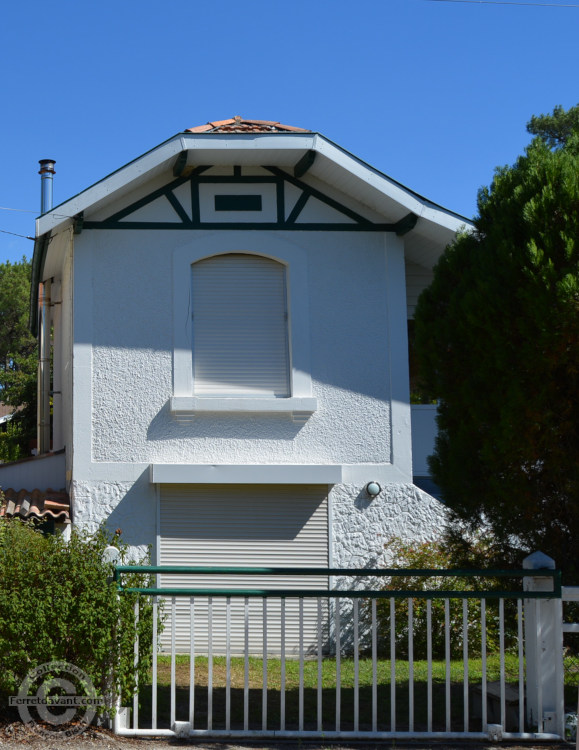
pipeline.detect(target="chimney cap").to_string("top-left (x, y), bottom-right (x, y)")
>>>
top-left (38, 159), bottom-right (56, 175)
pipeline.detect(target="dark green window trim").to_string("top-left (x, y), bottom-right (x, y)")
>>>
top-left (214, 195), bottom-right (262, 212)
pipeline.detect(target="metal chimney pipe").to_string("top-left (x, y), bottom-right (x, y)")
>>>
top-left (37, 158), bottom-right (55, 455)
top-left (38, 159), bottom-right (56, 214)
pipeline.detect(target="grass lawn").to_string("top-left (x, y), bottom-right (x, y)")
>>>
top-left (135, 653), bottom-right (569, 732)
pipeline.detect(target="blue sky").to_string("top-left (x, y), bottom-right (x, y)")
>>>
top-left (1, 0), bottom-right (577, 264)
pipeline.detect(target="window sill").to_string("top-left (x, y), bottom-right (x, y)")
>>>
top-left (170, 396), bottom-right (317, 423)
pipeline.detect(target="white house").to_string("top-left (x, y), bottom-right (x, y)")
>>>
top-left (0, 117), bottom-right (471, 650)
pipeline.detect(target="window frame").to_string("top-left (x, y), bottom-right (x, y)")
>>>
top-left (171, 234), bottom-right (316, 421)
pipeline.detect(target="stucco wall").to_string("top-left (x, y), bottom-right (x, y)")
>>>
top-left (69, 175), bottom-right (445, 557)
top-left (70, 476), bottom-right (448, 568)
top-left (71, 475), bottom-right (154, 562)
top-left (84, 228), bottom-right (393, 466)
top-left (331, 482), bottom-right (447, 569)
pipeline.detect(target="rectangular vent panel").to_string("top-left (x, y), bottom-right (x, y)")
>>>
top-left (214, 194), bottom-right (263, 211)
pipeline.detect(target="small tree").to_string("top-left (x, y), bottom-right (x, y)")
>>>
top-left (414, 104), bottom-right (579, 580)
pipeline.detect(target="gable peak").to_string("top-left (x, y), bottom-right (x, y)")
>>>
top-left (185, 117), bottom-right (311, 134)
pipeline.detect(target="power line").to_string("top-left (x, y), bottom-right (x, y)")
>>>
top-left (0, 229), bottom-right (34, 240)
top-left (423, 0), bottom-right (579, 6)
top-left (0, 206), bottom-right (37, 213)
top-left (0, 206), bottom-right (75, 220)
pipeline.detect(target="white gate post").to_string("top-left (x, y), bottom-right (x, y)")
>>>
top-left (523, 551), bottom-right (564, 737)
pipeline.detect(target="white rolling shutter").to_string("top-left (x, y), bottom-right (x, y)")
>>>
top-left (192, 254), bottom-right (290, 397)
top-left (160, 485), bottom-right (329, 654)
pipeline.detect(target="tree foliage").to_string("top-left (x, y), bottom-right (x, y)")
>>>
top-left (0, 257), bottom-right (37, 460)
top-left (414, 105), bottom-right (579, 579)
top-left (0, 519), bottom-right (158, 714)
top-left (527, 102), bottom-right (579, 150)
top-left (371, 537), bottom-right (520, 659)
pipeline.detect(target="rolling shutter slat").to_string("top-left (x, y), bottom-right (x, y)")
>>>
top-left (160, 485), bottom-right (329, 654)
top-left (192, 254), bottom-right (290, 396)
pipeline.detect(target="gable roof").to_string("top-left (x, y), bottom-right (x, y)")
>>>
top-left (187, 117), bottom-right (311, 134)
top-left (32, 120), bottom-right (473, 330)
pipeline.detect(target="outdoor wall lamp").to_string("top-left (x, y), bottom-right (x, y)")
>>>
top-left (365, 482), bottom-right (381, 498)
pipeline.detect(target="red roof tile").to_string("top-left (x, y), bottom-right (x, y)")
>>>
top-left (186, 116), bottom-right (311, 134)
top-left (0, 488), bottom-right (70, 523)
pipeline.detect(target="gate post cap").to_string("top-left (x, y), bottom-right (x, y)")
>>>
top-left (523, 550), bottom-right (555, 569)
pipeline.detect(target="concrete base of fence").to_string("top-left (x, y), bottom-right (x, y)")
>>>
top-left (471, 682), bottom-right (520, 731)
top-left (172, 721), bottom-right (192, 738)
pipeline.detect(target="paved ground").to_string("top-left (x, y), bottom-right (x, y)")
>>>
top-left (0, 723), bottom-right (573, 750)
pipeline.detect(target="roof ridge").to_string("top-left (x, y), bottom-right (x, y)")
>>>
top-left (186, 117), bottom-right (311, 134)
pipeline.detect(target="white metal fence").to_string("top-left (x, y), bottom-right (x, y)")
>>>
top-left (112, 555), bottom-right (575, 741)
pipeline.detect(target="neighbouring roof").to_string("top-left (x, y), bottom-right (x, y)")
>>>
top-left (0, 403), bottom-right (15, 419)
top-left (0, 488), bottom-right (71, 523)
top-left (186, 116), bottom-right (311, 134)
top-left (0, 403), bottom-right (20, 426)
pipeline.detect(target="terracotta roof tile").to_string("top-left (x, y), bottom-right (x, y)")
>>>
top-left (0, 488), bottom-right (70, 523)
top-left (186, 116), bottom-right (311, 134)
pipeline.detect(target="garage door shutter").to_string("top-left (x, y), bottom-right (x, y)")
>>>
top-left (160, 484), bottom-right (329, 654)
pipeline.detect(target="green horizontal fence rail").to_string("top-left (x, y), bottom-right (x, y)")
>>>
top-left (114, 565), bottom-right (562, 599)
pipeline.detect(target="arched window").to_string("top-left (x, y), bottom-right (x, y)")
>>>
top-left (191, 253), bottom-right (290, 397)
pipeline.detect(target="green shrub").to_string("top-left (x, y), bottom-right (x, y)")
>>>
top-left (0, 518), bottom-right (159, 713)
top-left (0, 422), bottom-right (25, 463)
top-left (370, 537), bottom-right (521, 659)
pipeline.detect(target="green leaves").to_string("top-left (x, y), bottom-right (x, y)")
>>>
top-left (0, 521), bottom-right (159, 713)
top-left (0, 257), bottom-right (37, 460)
top-left (527, 103), bottom-right (579, 150)
top-left (414, 105), bottom-right (579, 580)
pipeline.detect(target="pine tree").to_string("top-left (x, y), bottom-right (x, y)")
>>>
top-left (414, 105), bottom-right (579, 579)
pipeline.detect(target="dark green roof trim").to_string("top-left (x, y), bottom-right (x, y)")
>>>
top-left (177, 131), bottom-right (472, 224)
top-left (30, 129), bottom-right (472, 333)
top-left (39, 130), bottom-right (472, 229)
top-left (172, 150), bottom-right (188, 177)
top-left (82, 221), bottom-right (400, 232)
top-left (166, 190), bottom-right (192, 222)
top-left (265, 165), bottom-right (373, 226)
top-left (313, 133), bottom-right (472, 224)
top-left (80, 163), bottom-right (402, 232)
top-left (73, 213), bottom-right (84, 235)
top-left (394, 212), bottom-right (419, 236)
top-left (286, 190), bottom-right (310, 224)
top-left (294, 149), bottom-right (316, 178)
top-left (276, 176), bottom-right (285, 224)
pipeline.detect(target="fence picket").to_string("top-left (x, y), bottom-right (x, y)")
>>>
top-left (481, 598), bottom-right (487, 731)
top-left (113, 563), bottom-right (565, 741)
top-left (463, 598), bottom-right (469, 731)
top-left (189, 597), bottom-right (195, 727)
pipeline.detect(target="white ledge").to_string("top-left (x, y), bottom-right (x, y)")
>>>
top-left (150, 464), bottom-right (343, 485)
top-left (170, 396), bottom-right (317, 418)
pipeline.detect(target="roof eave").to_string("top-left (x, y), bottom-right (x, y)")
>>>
top-left (35, 132), bottom-right (317, 237)
top-left (36, 131), bottom-right (471, 239)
